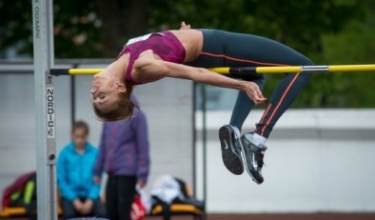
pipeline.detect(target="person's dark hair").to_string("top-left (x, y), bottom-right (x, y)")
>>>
top-left (93, 82), bottom-right (138, 121)
top-left (72, 120), bottom-right (89, 135)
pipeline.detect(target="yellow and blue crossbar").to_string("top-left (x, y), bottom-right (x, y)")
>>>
top-left (50, 64), bottom-right (375, 76)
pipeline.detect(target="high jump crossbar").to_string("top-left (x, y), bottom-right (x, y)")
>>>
top-left (50, 64), bottom-right (375, 76)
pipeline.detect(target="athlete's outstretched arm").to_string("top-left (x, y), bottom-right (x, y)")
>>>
top-left (138, 59), bottom-right (267, 104)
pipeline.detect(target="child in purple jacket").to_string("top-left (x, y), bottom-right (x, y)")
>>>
top-left (94, 95), bottom-right (150, 220)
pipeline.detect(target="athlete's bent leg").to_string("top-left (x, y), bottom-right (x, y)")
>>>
top-left (254, 65), bottom-right (313, 138)
top-left (230, 78), bottom-right (266, 131)
top-left (188, 30), bottom-right (268, 175)
top-left (208, 31), bottom-right (314, 183)
top-left (218, 78), bottom-right (265, 175)
top-left (241, 53), bottom-right (313, 184)
top-left (189, 30), bottom-right (313, 180)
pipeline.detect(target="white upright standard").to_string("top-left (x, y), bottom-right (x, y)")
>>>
top-left (32, 0), bottom-right (58, 219)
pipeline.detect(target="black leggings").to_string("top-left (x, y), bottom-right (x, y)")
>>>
top-left (105, 175), bottom-right (137, 220)
top-left (188, 29), bottom-right (313, 138)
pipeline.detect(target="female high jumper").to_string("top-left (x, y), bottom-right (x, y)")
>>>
top-left (91, 22), bottom-right (313, 184)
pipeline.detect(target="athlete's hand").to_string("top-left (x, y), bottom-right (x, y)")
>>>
top-left (242, 81), bottom-right (267, 104)
top-left (180, 21), bottom-right (191, 30)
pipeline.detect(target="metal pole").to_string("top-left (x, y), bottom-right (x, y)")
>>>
top-left (192, 82), bottom-right (197, 197)
top-left (32, 0), bottom-right (58, 220)
top-left (70, 75), bottom-right (76, 126)
top-left (70, 63), bottom-right (79, 126)
top-left (201, 84), bottom-right (207, 220)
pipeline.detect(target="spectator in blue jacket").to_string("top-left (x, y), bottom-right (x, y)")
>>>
top-left (94, 95), bottom-right (150, 220)
top-left (57, 121), bottom-right (105, 219)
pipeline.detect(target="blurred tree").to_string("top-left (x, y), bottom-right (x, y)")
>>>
top-left (0, 0), bottom-right (150, 58)
top-left (0, 0), bottom-right (373, 107)
top-left (321, 0), bottom-right (375, 107)
top-left (0, 0), bottom-right (33, 56)
top-left (54, 1), bottom-right (101, 58)
top-left (96, 0), bottom-right (150, 57)
top-left (0, 0), bottom-right (102, 58)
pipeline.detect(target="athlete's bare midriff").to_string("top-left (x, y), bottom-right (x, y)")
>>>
top-left (115, 29), bottom-right (204, 84)
top-left (169, 29), bottom-right (203, 62)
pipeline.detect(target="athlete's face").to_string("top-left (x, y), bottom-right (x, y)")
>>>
top-left (91, 72), bottom-right (123, 113)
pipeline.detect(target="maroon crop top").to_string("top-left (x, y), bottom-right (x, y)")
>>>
top-left (117, 31), bottom-right (186, 85)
